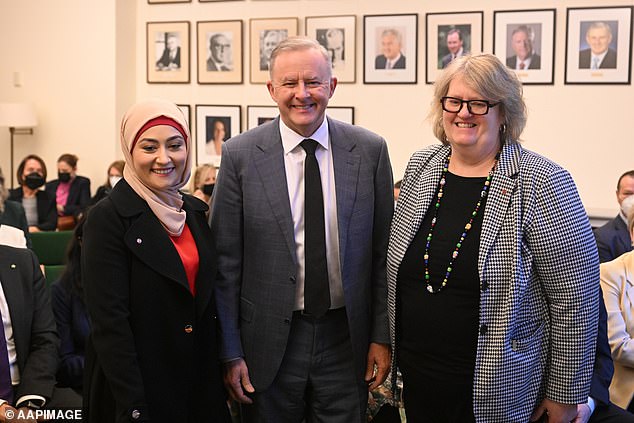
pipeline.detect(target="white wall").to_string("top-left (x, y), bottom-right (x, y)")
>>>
top-left (1, 0), bottom-right (632, 218)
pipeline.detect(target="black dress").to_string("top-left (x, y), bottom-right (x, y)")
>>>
top-left (396, 172), bottom-right (488, 423)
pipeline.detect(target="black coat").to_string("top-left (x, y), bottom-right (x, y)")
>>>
top-left (45, 175), bottom-right (91, 217)
top-left (8, 188), bottom-right (57, 231)
top-left (82, 180), bottom-right (230, 423)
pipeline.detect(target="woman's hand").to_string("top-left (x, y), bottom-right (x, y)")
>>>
top-left (530, 398), bottom-right (577, 423)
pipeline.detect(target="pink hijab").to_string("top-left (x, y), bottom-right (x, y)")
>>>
top-left (120, 99), bottom-right (192, 236)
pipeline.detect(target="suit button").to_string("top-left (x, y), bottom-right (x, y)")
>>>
top-left (479, 324), bottom-right (488, 335)
top-left (289, 276), bottom-right (296, 284)
top-left (184, 324), bottom-right (193, 333)
top-left (284, 318), bottom-right (291, 324)
top-left (481, 280), bottom-right (488, 291)
top-left (131, 409), bottom-right (141, 419)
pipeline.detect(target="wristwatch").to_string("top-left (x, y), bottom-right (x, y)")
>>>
top-left (21, 400), bottom-right (43, 410)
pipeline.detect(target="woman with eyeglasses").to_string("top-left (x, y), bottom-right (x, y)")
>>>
top-left (387, 54), bottom-right (599, 423)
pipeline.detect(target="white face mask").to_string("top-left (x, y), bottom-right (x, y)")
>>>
top-left (109, 175), bottom-right (122, 188)
top-left (621, 194), bottom-right (634, 218)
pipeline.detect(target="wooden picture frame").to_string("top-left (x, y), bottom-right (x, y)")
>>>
top-left (493, 9), bottom-right (556, 85)
top-left (195, 105), bottom-right (241, 166)
top-left (197, 20), bottom-right (243, 84)
top-left (147, 21), bottom-right (190, 84)
top-left (327, 106), bottom-right (354, 124)
top-left (247, 106), bottom-right (278, 130)
top-left (425, 11), bottom-right (483, 84)
top-left (148, 0), bottom-right (190, 3)
top-left (565, 6), bottom-right (633, 85)
top-left (177, 104), bottom-right (191, 131)
top-left (305, 15), bottom-right (356, 83)
top-left (250, 18), bottom-right (299, 84)
top-left (363, 13), bottom-right (418, 84)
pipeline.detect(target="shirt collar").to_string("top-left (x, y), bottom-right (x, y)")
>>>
top-left (280, 116), bottom-right (329, 154)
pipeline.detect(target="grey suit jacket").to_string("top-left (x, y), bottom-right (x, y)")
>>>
top-left (0, 245), bottom-right (59, 403)
top-left (211, 117), bottom-right (393, 390)
top-left (387, 142), bottom-right (599, 422)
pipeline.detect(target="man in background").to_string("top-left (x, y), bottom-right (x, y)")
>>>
top-left (595, 170), bottom-right (634, 262)
top-left (375, 29), bottom-right (406, 69)
top-left (441, 29), bottom-right (468, 68)
top-left (579, 22), bottom-right (617, 69)
top-left (207, 33), bottom-right (232, 71)
top-left (155, 33), bottom-right (180, 70)
top-left (506, 25), bottom-right (541, 70)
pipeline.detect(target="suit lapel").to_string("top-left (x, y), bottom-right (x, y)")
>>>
top-left (252, 120), bottom-right (298, 264)
top-left (391, 146), bottom-right (448, 270)
top-left (329, 120), bottom-right (360, 269)
top-left (478, 143), bottom-right (520, 274)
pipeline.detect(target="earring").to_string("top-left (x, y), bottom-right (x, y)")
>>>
top-left (499, 123), bottom-right (507, 134)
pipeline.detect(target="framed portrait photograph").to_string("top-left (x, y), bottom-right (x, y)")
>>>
top-left (425, 12), bottom-right (483, 84)
top-left (493, 9), bottom-right (556, 85)
top-left (363, 14), bottom-right (418, 84)
top-left (195, 105), bottom-right (241, 166)
top-left (327, 106), bottom-right (354, 124)
top-left (247, 106), bottom-right (278, 130)
top-left (197, 20), bottom-right (243, 84)
top-left (305, 15), bottom-right (356, 83)
top-left (176, 104), bottom-right (191, 130)
top-left (565, 6), bottom-right (633, 85)
top-left (147, 21), bottom-right (190, 84)
top-left (250, 18), bottom-right (299, 84)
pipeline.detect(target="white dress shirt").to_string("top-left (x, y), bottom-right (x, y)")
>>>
top-left (279, 118), bottom-right (345, 311)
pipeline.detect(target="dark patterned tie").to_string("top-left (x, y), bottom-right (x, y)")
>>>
top-left (0, 307), bottom-right (14, 404)
top-left (300, 139), bottom-right (331, 317)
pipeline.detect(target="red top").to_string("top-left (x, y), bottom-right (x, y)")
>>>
top-left (169, 224), bottom-right (199, 295)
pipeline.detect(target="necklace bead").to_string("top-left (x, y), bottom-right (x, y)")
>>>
top-left (423, 148), bottom-right (501, 294)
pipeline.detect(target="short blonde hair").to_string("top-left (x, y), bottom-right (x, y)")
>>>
top-left (189, 164), bottom-right (215, 193)
top-left (429, 53), bottom-right (527, 145)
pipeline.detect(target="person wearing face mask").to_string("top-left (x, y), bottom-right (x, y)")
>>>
top-left (188, 164), bottom-right (216, 207)
top-left (45, 154), bottom-right (91, 228)
top-left (89, 160), bottom-right (125, 207)
top-left (0, 167), bottom-right (30, 248)
top-left (595, 171), bottom-right (634, 263)
top-left (8, 154), bottom-right (57, 232)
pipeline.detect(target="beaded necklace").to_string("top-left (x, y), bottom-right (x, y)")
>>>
top-left (423, 148), bottom-right (501, 294)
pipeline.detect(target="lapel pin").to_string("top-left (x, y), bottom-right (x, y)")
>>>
top-left (10, 264), bottom-right (16, 269)
top-left (136, 238), bottom-right (142, 244)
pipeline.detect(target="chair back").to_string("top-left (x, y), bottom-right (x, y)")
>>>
top-left (30, 231), bottom-right (74, 266)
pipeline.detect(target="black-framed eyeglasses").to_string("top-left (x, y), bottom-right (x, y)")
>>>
top-left (440, 96), bottom-right (500, 116)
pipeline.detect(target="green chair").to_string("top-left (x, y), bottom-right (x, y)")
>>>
top-left (30, 231), bottom-right (74, 284)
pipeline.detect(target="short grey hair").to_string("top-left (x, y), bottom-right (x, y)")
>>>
top-left (429, 53), bottom-right (527, 144)
top-left (269, 36), bottom-right (332, 78)
top-left (587, 21), bottom-right (613, 37)
top-left (381, 28), bottom-right (402, 44)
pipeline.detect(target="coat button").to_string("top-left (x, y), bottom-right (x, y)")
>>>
top-left (289, 276), bottom-right (296, 284)
top-left (136, 238), bottom-right (142, 244)
top-left (131, 409), bottom-right (141, 419)
top-left (184, 325), bottom-right (193, 333)
top-left (479, 324), bottom-right (488, 335)
top-left (284, 318), bottom-right (291, 324)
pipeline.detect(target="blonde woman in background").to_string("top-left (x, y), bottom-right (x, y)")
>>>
top-left (188, 163), bottom-right (216, 205)
top-left (601, 197), bottom-right (634, 411)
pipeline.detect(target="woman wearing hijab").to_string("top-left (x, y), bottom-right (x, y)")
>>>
top-left (82, 99), bottom-right (231, 423)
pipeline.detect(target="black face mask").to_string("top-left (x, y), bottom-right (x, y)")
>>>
top-left (24, 172), bottom-right (45, 190)
top-left (58, 172), bottom-right (71, 183)
top-left (202, 183), bottom-right (215, 196)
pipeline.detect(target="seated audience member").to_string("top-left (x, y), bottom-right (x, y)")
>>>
top-left (45, 154), bottom-right (91, 223)
top-left (0, 167), bottom-right (29, 247)
top-left (8, 154), bottom-right (57, 232)
top-left (51, 217), bottom-right (89, 394)
top-left (595, 170), bottom-right (634, 262)
top-left (188, 163), bottom-right (216, 205)
top-left (89, 160), bottom-right (124, 206)
top-left (601, 210), bottom-right (634, 412)
top-left (0, 244), bottom-right (81, 417)
top-left (393, 180), bottom-right (402, 205)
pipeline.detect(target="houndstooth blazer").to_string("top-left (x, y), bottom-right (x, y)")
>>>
top-left (387, 142), bottom-right (600, 422)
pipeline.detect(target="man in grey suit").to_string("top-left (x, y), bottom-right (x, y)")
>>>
top-left (212, 36), bottom-right (393, 422)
